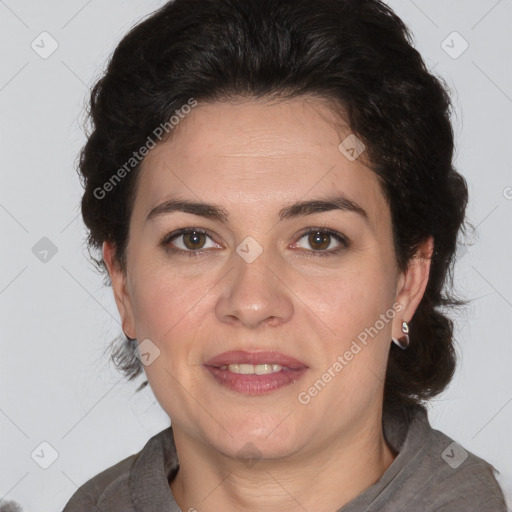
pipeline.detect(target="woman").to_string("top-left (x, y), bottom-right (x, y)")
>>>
top-left (62, 0), bottom-right (507, 510)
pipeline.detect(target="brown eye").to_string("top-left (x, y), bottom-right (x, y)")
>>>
top-left (308, 231), bottom-right (331, 251)
top-left (182, 231), bottom-right (207, 250)
top-left (162, 228), bottom-right (220, 255)
top-left (293, 228), bottom-right (349, 257)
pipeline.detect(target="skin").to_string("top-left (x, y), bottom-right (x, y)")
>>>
top-left (103, 96), bottom-right (433, 512)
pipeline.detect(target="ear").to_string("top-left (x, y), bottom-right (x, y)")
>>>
top-left (103, 241), bottom-right (137, 339)
top-left (393, 236), bottom-right (434, 337)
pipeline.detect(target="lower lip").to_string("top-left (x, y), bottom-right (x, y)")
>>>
top-left (204, 366), bottom-right (308, 395)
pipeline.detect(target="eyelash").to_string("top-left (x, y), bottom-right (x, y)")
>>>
top-left (160, 227), bottom-right (350, 258)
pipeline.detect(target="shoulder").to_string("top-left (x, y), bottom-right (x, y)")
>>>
top-left (61, 451), bottom-right (139, 511)
top-left (426, 437), bottom-right (506, 510)
top-left (430, 459), bottom-right (507, 511)
top-left (403, 407), bottom-right (507, 511)
top-left (61, 426), bottom-right (177, 511)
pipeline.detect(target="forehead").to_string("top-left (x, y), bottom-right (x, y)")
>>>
top-left (133, 97), bottom-right (389, 232)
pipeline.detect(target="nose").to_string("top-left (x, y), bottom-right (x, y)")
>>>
top-left (215, 245), bottom-right (294, 329)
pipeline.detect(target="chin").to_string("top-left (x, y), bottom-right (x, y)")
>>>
top-left (205, 414), bottom-right (301, 459)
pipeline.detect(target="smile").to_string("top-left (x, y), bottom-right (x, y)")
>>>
top-left (219, 363), bottom-right (285, 374)
top-left (204, 351), bottom-right (308, 395)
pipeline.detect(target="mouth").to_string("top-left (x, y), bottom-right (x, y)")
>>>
top-left (204, 350), bottom-right (309, 395)
top-left (217, 363), bottom-right (287, 374)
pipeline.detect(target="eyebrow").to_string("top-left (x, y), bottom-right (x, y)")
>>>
top-left (146, 194), bottom-right (369, 225)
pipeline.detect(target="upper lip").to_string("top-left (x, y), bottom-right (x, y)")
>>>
top-left (204, 350), bottom-right (308, 369)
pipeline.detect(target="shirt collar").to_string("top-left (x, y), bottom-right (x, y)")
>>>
top-left (129, 424), bottom-right (180, 511)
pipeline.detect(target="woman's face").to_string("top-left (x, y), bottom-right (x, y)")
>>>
top-left (105, 96), bottom-right (431, 460)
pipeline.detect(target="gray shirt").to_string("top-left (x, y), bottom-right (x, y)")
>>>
top-left (62, 405), bottom-right (507, 511)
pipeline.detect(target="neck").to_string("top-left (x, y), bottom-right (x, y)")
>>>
top-left (169, 411), bottom-right (396, 512)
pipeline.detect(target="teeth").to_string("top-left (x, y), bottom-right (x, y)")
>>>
top-left (218, 363), bottom-right (284, 374)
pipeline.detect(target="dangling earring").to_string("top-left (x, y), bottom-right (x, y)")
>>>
top-left (392, 320), bottom-right (410, 349)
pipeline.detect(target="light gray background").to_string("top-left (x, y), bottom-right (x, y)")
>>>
top-left (0, 1), bottom-right (511, 510)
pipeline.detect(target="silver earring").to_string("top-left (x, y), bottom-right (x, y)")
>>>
top-left (392, 320), bottom-right (410, 349)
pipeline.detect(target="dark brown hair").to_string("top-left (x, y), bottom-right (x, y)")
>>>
top-left (79, 0), bottom-right (472, 413)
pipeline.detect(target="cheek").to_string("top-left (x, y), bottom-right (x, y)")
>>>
top-left (127, 266), bottom-right (212, 410)
top-left (313, 264), bottom-right (393, 337)
top-left (303, 266), bottom-right (395, 400)
top-left (128, 261), bottom-right (213, 340)
top-left (304, 277), bottom-right (394, 410)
